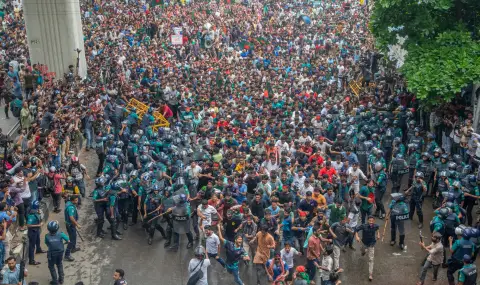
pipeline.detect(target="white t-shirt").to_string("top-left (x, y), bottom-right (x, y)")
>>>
top-left (280, 248), bottom-right (299, 269)
top-left (188, 258), bottom-right (211, 285)
top-left (197, 205), bottom-right (217, 227)
top-left (205, 233), bottom-right (221, 254)
top-left (186, 165), bottom-right (202, 179)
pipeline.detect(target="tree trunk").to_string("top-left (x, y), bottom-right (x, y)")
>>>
top-left (472, 83), bottom-right (480, 131)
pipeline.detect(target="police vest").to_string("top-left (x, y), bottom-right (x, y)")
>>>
top-left (391, 202), bottom-right (409, 221)
top-left (410, 137), bottom-right (422, 147)
top-left (383, 135), bottom-right (393, 148)
top-left (162, 196), bottom-right (175, 210)
top-left (444, 214), bottom-right (459, 236)
top-left (408, 153), bottom-right (418, 168)
top-left (453, 239), bottom-right (474, 261)
top-left (392, 159), bottom-right (409, 175)
top-left (412, 183), bottom-right (424, 200)
top-left (419, 162), bottom-right (433, 176)
top-left (95, 137), bottom-right (105, 154)
top-left (460, 265), bottom-right (477, 285)
top-left (437, 179), bottom-right (447, 192)
top-left (46, 232), bottom-right (65, 253)
top-left (147, 197), bottom-right (161, 212)
top-left (127, 143), bottom-right (136, 158)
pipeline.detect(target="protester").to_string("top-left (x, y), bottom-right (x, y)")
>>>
top-left (0, 0), bottom-right (478, 284)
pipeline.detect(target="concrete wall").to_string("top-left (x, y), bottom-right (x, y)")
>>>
top-left (23, 0), bottom-right (87, 79)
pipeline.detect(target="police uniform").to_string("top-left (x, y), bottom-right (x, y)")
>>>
top-left (143, 191), bottom-right (166, 244)
top-left (27, 210), bottom-right (44, 264)
top-left (93, 186), bottom-right (121, 240)
top-left (170, 199), bottom-right (194, 250)
top-left (448, 238), bottom-right (476, 284)
top-left (388, 194), bottom-right (409, 248)
top-left (45, 231), bottom-right (69, 284)
top-left (373, 169), bottom-right (387, 217)
top-left (64, 200), bottom-right (78, 259)
top-left (458, 263), bottom-right (477, 285)
top-left (390, 155), bottom-right (408, 193)
top-left (162, 190), bottom-right (175, 248)
top-left (409, 180), bottom-right (427, 226)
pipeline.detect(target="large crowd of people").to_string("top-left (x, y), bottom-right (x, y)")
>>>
top-left (0, 0), bottom-right (479, 284)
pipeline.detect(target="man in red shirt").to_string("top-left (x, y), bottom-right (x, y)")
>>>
top-left (308, 149), bottom-right (325, 166)
top-left (161, 103), bottom-right (173, 119)
top-left (318, 161), bottom-right (337, 182)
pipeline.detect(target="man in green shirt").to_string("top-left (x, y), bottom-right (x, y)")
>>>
top-left (328, 200), bottom-right (346, 225)
top-left (64, 196), bottom-right (80, 261)
top-left (357, 179), bottom-right (375, 224)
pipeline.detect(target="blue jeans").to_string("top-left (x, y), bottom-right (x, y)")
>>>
top-left (227, 266), bottom-right (243, 285)
top-left (75, 179), bottom-right (86, 197)
top-left (208, 253), bottom-right (226, 267)
top-left (85, 128), bottom-right (93, 148)
top-left (65, 225), bottom-right (77, 257)
top-left (307, 259), bottom-right (317, 281)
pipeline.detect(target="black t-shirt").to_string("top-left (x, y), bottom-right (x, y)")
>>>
top-left (245, 175), bottom-right (261, 194)
top-left (224, 216), bottom-right (242, 240)
top-left (277, 191), bottom-right (294, 205)
top-left (198, 167), bottom-right (213, 188)
top-left (250, 200), bottom-right (267, 219)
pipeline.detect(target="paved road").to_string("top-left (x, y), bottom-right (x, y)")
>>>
top-left (25, 149), bottom-right (473, 285)
top-left (0, 104), bottom-right (19, 135)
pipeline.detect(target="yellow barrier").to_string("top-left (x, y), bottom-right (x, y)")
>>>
top-left (349, 76), bottom-right (363, 97)
top-left (125, 98), bottom-right (170, 131)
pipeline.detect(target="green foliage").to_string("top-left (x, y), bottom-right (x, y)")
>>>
top-left (370, 0), bottom-right (480, 105)
top-left (401, 30), bottom-right (480, 105)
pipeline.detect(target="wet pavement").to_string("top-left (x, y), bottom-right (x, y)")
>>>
top-left (26, 149), bottom-right (478, 285)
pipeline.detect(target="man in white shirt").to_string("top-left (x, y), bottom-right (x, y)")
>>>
top-left (185, 161), bottom-right (202, 184)
top-left (203, 226), bottom-right (226, 267)
top-left (197, 200), bottom-right (220, 240)
top-left (13, 167), bottom-right (34, 231)
top-left (280, 242), bottom-right (302, 280)
top-left (346, 162), bottom-right (368, 194)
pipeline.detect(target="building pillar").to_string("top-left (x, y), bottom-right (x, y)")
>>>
top-left (23, 0), bottom-right (87, 79)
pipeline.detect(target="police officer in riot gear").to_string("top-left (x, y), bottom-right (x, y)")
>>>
top-left (164, 194), bottom-right (194, 251)
top-left (416, 152), bottom-right (434, 193)
top-left (92, 177), bottom-right (122, 240)
top-left (406, 172), bottom-right (427, 228)
top-left (387, 193), bottom-right (409, 249)
top-left (447, 228), bottom-right (476, 285)
top-left (143, 185), bottom-right (167, 245)
top-left (356, 134), bottom-right (371, 173)
top-left (457, 254), bottom-right (477, 285)
top-left (409, 127), bottom-right (424, 151)
top-left (407, 143), bottom-right (421, 186)
top-left (389, 154), bottom-right (408, 193)
top-left (373, 161), bottom-right (387, 219)
top-left (162, 187), bottom-right (175, 248)
top-left (45, 220), bottom-right (70, 285)
top-left (462, 175), bottom-right (480, 226)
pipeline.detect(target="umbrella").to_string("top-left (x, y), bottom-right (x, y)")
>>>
top-left (300, 15), bottom-right (311, 25)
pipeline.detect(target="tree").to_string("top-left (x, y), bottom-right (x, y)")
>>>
top-left (370, 0), bottom-right (480, 106)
